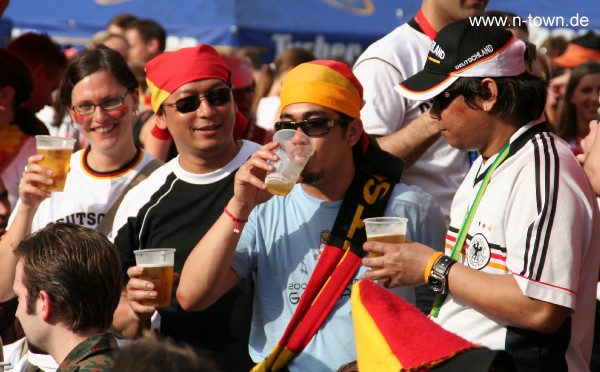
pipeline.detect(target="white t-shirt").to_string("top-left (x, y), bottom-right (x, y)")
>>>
top-left (353, 21), bottom-right (471, 222)
top-left (256, 96), bottom-right (280, 131)
top-left (435, 123), bottom-right (600, 370)
top-left (8, 148), bottom-right (156, 232)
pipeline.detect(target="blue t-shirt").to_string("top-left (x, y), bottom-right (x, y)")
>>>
top-left (231, 182), bottom-right (446, 371)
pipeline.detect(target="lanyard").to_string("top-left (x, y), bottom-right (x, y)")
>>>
top-left (430, 142), bottom-right (511, 318)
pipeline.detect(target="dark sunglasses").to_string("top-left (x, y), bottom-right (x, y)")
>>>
top-left (162, 87), bottom-right (231, 113)
top-left (273, 117), bottom-right (349, 136)
top-left (430, 88), bottom-right (460, 117)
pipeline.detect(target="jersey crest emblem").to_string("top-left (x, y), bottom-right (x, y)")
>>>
top-left (467, 233), bottom-right (490, 270)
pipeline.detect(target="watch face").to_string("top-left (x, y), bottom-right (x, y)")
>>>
top-left (429, 277), bottom-right (444, 293)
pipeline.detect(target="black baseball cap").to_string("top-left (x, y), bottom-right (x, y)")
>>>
top-left (396, 19), bottom-right (527, 101)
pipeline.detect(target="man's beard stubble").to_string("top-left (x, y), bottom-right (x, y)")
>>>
top-left (299, 169), bottom-right (325, 186)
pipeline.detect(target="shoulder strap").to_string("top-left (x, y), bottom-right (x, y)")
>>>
top-left (96, 158), bottom-right (163, 235)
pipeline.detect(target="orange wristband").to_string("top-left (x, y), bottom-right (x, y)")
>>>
top-left (424, 252), bottom-right (444, 284)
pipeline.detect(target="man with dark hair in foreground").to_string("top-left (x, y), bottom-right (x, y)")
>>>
top-left (13, 223), bottom-right (121, 370)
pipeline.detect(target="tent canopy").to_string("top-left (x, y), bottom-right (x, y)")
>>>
top-left (3, 0), bottom-right (406, 62)
top-left (3, 0), bottom-right (599, 62)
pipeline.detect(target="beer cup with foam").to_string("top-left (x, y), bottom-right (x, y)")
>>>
top-left (34, 135), bottom-right (76, 192)
top-left (133, 248), bottom-right (176, 307)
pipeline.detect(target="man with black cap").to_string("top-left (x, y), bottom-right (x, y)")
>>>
top-left (176, 60), bottom-right (447, 371)
top-left (362, 19), bottom-right (600, 371)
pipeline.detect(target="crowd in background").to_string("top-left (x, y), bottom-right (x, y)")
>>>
top-left (1, 1), bottom-right (600, 371)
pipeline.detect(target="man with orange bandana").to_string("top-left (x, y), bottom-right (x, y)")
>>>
top-left (176, 60), bottom-right (446, 371)
top-left (109, 44), bottom-right (259, 371)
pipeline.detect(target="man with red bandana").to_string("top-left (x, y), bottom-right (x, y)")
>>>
top-left (110, 44), bottom-right (259, 372)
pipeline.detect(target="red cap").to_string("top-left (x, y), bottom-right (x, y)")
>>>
top-left (222, 55), bottom-right (254, 89)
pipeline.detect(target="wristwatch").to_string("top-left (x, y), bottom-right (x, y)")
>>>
top-left (427, 255), bottom-right (457, 295)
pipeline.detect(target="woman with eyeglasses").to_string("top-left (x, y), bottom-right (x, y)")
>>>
top-left (0, 46), bottom-right (159, 302)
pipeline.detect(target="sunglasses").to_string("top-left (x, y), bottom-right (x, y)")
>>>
top-left (274, 117), bottom-right (349, 136)
top-left (162, 87), bottom-right (231, 113)
top-left (430, 88), bottom-right (460, 117)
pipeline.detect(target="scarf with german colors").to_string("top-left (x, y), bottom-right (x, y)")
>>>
top-left (252, 133), bottom-right (403, 371)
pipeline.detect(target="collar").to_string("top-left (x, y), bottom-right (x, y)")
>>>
top-left (57, 332), bottom-right (118, 371)
top-left (473, 121), bottom-right (549, 185)
top-left (81, 147), bottom-right (144, 179)
top-left (414, 9), bottom-right (437, 40)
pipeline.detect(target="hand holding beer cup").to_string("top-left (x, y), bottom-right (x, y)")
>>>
top-left (133, 249), bottom-right (175, 308)
top-left (363, 217), bottom-right (408, 282)
top-left (265, 129), bottom-right (314, 196)
top-left (34, 135), bottom-right (76, 192)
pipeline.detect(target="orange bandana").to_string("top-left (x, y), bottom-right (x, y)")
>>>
top-left (554, 43), bottom-right (600, 69)
top-left (279, 60), bottom-right (363, 119)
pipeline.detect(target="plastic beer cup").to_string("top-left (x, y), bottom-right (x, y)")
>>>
top-left (363, 217), bottom-right (408, 276)
top-left (265, 129), bottom-right (315, 196)
top-left (133, 248), bottom-right (176, 307)
top-left (34, 135), bottom-right (76, 192)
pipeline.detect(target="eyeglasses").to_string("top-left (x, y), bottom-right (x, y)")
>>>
top-left (274, 117), bottom-right (349, 136)
top-left (430, 88), bottom-right (460, 117)
top-left (71, 93), bottom-right (129, 116)
top-left (161, 88), bottom-right (231, 113)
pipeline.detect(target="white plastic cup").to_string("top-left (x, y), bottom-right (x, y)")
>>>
top-left (133, 248), bottom-right (176, 307)
top-left (34, 135), bottom-right (76, 192)
top-left (265, 129), bottom-right (315, 196)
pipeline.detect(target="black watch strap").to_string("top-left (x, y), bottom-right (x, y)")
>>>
top-left (428, 255), bottom-right (457, 295)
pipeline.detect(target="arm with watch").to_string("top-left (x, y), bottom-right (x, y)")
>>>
top-left (361, 241), bottom-right (570, 334)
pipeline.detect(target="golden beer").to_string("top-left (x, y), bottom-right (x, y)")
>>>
top-left (36, 147), bottom-right (72, 192)
top-left (140, 265), bottom-right (174, 307)
top-left (265, 175), bottom-right (294, 196)
top-left (367, 234), bottom-right (405, 277)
